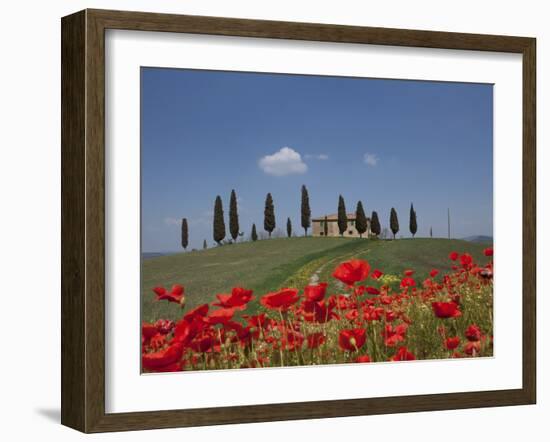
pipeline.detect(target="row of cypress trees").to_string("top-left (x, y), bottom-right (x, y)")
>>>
top-left (181, 187), bottom-right (419, 249)
top-left (336, 195), bottom-right (376, 238)
top-left (388, 204), bottom-right (417, 239)
top-left (209, 186), bottom-right (312, 245)
top-left (336, 195), bottom-right (417, 240)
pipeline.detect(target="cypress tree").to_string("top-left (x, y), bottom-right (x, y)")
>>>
top-left (371, 211), bottom-right (381, 238)
top-left (264, 193), bottom-right (275, 237)
top-left (324, 215), bottom-right (329, 236)
top-left (430, 226), bottom-right (433, 238)
top-left (390, 207), bottom-right (399, 239)
top-left (251, 223), bottom-right (258, 241)
top-left (287, 217), bottom-right (292, 238)
top-left (229, 189), bottom-right (240, 242)
top-left (203, 239), bottom-right (207, 250)
top-left (301, 185), bottom-right (311, 236)
top-left (337, 195), bottom-right (348, 236)
top-left (181, 218), bottom-right (189, 250)
top-left (213, 195), bottom-right (226, 245)
top-left (355, 201), bottom-right (367, 238)
top-left (409, 203), bottom-right (418, 238)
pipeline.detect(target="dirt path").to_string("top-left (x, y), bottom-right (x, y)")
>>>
top-left (308, 246), bottom-right (371, 288)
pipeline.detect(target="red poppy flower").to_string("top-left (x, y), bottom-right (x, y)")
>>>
top-left (183, 303), bottom-right (209, 322)
top-left (207, 307), bottom-right (236, 325)
top-left (225, 321), bottom-right (259, 346)
top-left (244, 313), bottom-right (269, 329)
top-left (280, 329), bottom-right (305, 351)
top-left (484, 247), bottom-right (494, 257)
top-left (365, 286), bottom-right (380, 295)
top-left (404, 269), bottom-right (414, 276)
top-left (301, 300), bottom-right (338, 323)
top-left (445, 336), bottom-right (461, 350)
top-left (400, 277), bottom-right (416, 289)
top-left (338, 328), bottom-right (366, 351)
top-left (142, 342), bottom-right (184, 371)
top-left (385, 310), bottom-right (397, 322)
top-left (371, 269), bottom-right (383, 279)
top-left (423, 278), bottom-right (435, 289)
top-left (381, 323), bottom-right (408, 347)
top-left (460, 253), bottom-right (474, 269)
top-left (356, 355), bottom-right (371, 363)
top-left (355, 285), bottom-right (367, 296)
top-left (213, 287), bottom-right (254, 309)
top-left (261, 288), bottom-right (300, 311)
top-left (432, 301), bottom-right (462, 319)
top-left (304, 283), bottom-right (328, 302)
top-left (465, 324), bottom-right (482, 342)
top-left (429, 269), bottom-right (439, 278)
top-left (172, 318), bottom-right (201, 345)
top-left (363, 306), bottom-right (384, 321)
top-left (449, 251), bottom-right (459, 261)
top-left (153, 284), bottom-right (186, 305)
top-left (142, 322), bottom-right (158, 340)
top-left (333, 259), bottom-right (370, 286)
top-left (306, 332), bottom-right (326, 349)
top-left (345, 309), bottom-right (359, 321)
top-left (190, 333), bottom-right (216, 353)
top-left (149, 333), bottom-right (166, 350)
top-left (390, 346), bottom-right (416, 361)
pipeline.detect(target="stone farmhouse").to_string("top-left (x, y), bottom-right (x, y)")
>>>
top-left (311, 213), bottom-right (371, 238)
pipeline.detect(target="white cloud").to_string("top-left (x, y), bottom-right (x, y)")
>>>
top-left (258, 147), bottom-right (308, 176)
top-left (363, 153), bottom-right (379, 167)
top-left (304, 153), bottom-right (329, 160)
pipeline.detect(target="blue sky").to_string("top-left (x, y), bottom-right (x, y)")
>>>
top-left (141, 68), bottom-right (493, 252)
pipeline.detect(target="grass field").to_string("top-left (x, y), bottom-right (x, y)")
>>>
top-left (142, 237), bottom-right (490, 322)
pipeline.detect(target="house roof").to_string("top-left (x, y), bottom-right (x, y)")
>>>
top-left (312, 213), bottom-right (369, 222)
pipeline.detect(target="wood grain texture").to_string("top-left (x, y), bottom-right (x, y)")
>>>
top-left (89, 8), bottom-right (533, 52)
top-left (61, 9), bottom-right (537, 433)
top-left (522, 38), bottom-right (537, 403)
top-left (61, 10), bottom-right (86, 431)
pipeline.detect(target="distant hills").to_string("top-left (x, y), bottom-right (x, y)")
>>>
top-left (462, 235), bottom-right (493, 243)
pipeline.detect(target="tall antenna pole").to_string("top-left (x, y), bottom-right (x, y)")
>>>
top-left (447, 208), bottom-right (451, 239)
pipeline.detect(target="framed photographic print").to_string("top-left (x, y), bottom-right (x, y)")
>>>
top-left (61, 9), bottom-right (536, 433)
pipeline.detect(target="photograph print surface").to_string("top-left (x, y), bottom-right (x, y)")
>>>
top-left (140, 68), bottom-right (494, 373)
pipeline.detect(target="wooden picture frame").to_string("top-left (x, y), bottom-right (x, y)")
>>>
top-left (61, 9), bottom-right (536, 433)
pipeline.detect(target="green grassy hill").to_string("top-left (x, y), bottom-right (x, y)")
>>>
top-left (142, 237), bottom-right (490, 321)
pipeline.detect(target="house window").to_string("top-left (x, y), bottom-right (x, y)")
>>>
top-left (348, 230), bottom-right (353, 235)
